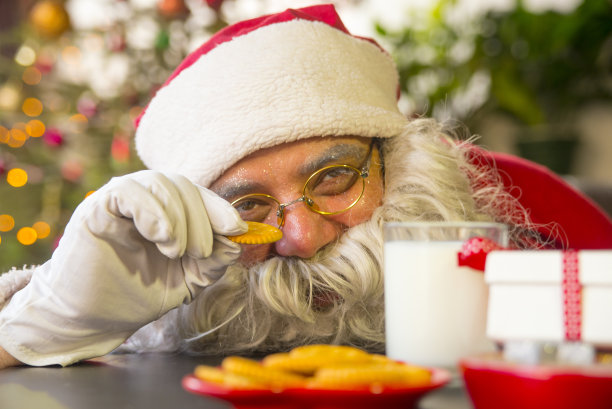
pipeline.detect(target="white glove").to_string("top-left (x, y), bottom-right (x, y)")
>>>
top-left (0, 170), bottom-right (247, 366)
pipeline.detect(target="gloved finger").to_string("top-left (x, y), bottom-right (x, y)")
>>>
top-left (197, 186), bottom-right (248, 236)
top-left (183, 235), bottom-right (244, 295)
top-left (166, 173), bottom-right (213, 259)
top-left (85, 177), bottom-right (177, 252)
top-left (128, 171), bottom-right (192, 258)
top-left (96, 171), bottom-right (187, 259)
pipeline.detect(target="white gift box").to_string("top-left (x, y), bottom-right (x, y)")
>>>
top-left (485, 250), bottom-right (612, 348)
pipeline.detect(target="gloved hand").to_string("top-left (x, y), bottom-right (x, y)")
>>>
top-left (0, 170), bottom-right (247, 366)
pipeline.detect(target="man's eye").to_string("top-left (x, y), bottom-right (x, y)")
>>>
top-left (235, 200), bottom-right (257, 211)
top-left (308, 167), bottom-right (359, 196)
top-left (233, 198), bottom-right (273, 222)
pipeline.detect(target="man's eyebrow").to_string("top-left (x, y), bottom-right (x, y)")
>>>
top-left (213, 181), bottom-right (266, 201)
top-left (298, 143), bottom-right (368, 176)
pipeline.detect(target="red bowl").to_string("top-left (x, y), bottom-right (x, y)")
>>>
top-left (182, 367), bottom-right (451, 409)
top-left (460, 354), bottom-right (612, 409)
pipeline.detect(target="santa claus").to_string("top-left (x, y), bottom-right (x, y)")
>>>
top-left (1, 4), bottom-right (611, 368)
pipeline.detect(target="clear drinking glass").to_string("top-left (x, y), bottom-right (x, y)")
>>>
top-left (383, 222), bottom-right (508, 368)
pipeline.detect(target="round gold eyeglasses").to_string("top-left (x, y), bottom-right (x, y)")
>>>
top-left (230, 145), bottom-right (374, 229)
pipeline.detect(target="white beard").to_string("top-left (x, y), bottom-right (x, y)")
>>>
top-left (179, 206), bottom-right (387, 355)
top-left (121, 119), bottom-right (547, 355)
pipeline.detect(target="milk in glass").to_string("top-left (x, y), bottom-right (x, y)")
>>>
top-left (384, 240), bottom-right (495, 368)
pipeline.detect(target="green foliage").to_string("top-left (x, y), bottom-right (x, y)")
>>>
top-left (378, 0), bottom-right (612, 127)
top-left (475, 0), bottom-right (612, 125)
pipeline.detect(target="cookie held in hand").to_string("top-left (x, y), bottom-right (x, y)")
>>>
top-left (227, 221), bottom-right (283, 244)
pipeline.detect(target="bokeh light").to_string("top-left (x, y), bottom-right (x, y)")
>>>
top-left (7, 136), bottom-right (26, 148)
top-left (7, 127), bottom-right (29, 148)
top-left (26, 119), bottom-right (46, 137)
top-left (0, 215), bottom-right (15, 232)
top-left (11, 129), bottom-right (28, 143)
top-left (17, 227), bottom-right (37, 245)
top-left (61, 160), bottom-right (83, 182)
top-left (61, 45), bottom-right (81, 66)
top-left (22, 66), bottom-right (42, 85)
top-left (0, 126), bottom-right (9, 144)
top-left (22, 97), bottom-right (44, 117)
top-left (69, 113), bottom-right (88, 133)
top-left (0, 83), bottom-right (21, 111)
top-left (14, 45), bottom-right (36, 66)
top-left (7, 168), bottom-right (28, 187)
top-left (32, 221), bottom-right (51, 239)
top-left (111, 138), bottom-right (130, 162)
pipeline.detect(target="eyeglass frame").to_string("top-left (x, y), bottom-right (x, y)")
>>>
top-left (230, 141), bottom-right (375, 229)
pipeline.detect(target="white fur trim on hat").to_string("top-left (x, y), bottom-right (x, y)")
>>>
top-left (135, 19), bottom-right (407, 187)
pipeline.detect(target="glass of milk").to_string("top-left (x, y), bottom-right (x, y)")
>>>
top-left (383, 222), bottom-right (508, 369)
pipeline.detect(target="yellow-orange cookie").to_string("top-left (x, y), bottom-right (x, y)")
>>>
top-left (221, 356), bottom-right (306, 389)
top-left (307, 363), bottom-right (432, 389)
top-left (263, 345), bottom-right (374, 375)
top-left (189, 345), bottom-right (436, 393)
top-left (227, 221), bottom-right (283, 244)
top-left (289, 344), bottom-right (371, 359)
top-left (194, 364), bottom-right (266, 389)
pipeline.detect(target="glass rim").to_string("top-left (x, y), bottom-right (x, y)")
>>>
top-left (383, 221), bottom-right (508, 229)
top-left (383, 221), bottom-right (509, 245)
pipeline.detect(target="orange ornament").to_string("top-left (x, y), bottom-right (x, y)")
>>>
top-left (157, 0), bottom-right (188, 18)
top-left (30, 0), bottom-right (71, 38)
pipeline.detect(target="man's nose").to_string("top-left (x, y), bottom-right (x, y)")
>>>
top-left (274, 203), bottom-right (338, 259)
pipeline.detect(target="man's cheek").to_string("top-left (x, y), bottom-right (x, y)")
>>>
top-left (338, 176), bottom-right (383, 227)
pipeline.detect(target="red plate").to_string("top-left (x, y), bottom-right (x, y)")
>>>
top-left (460, 354), bottom-right (612, 409)
top-left (182, 367), bottom-right (451, 409)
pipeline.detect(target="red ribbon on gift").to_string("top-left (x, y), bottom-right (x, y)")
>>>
top-left (562, 250), bottom-right (582, 341)
top-left (457, 237), bottom-right (505, 271)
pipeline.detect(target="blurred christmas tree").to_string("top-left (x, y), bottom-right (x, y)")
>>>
top-left (0, 0), bottom-right (227, 272)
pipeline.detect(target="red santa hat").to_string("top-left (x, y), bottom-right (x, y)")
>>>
top-left (134, 4), bottom-right (407, 187)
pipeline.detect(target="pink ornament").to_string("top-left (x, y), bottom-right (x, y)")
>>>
top-left (106, 31), bottom-right (126, 52)
top-left (77, 97), bottom-right (97, 118)
top-left (111, 138), bottom-right (130, 162)
top-left (61, 160), bottom-right (83, 182)
top-left (35, 55), bottom-right (54, 74)
top-left (205, 0), bottom-right (223, 11)
top-left (43, 127), bottom-right (63, 147)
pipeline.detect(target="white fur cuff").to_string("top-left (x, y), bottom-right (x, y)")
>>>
top-left (0, 267), bottom-right (35, 311)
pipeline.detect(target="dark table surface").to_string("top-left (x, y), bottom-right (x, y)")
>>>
top-left (0, 352), bottom-right (473, 409)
